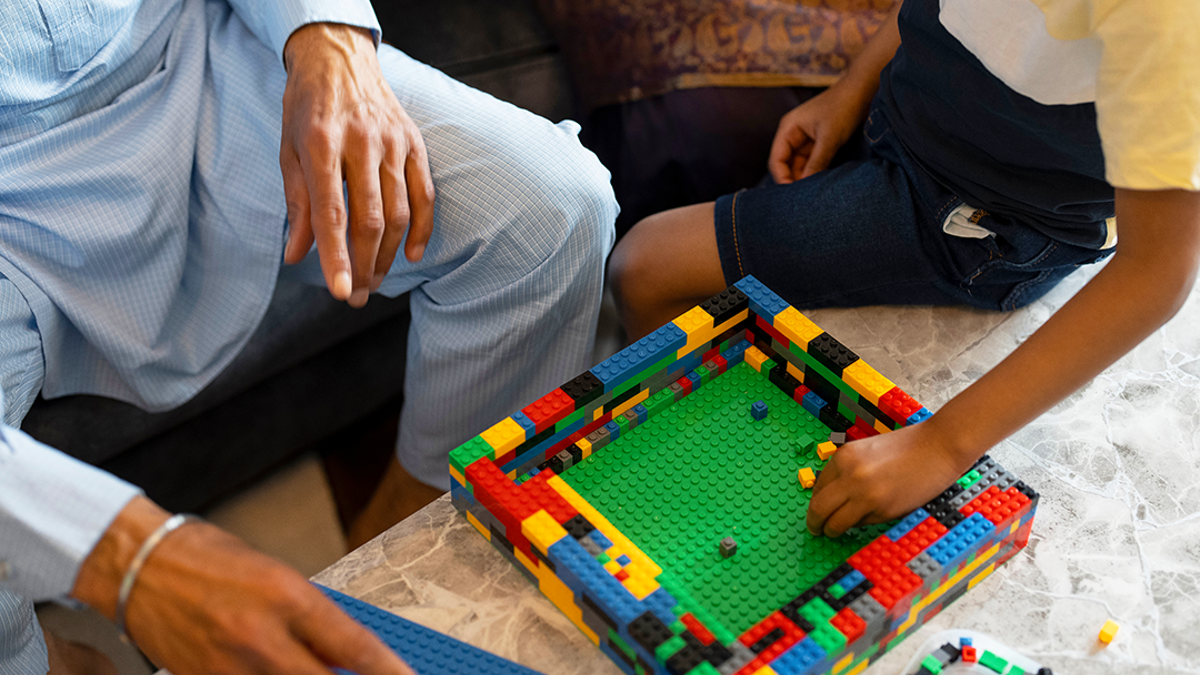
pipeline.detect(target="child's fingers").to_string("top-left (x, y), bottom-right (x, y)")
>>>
top-left (798, 132), bottom-right (839, 180)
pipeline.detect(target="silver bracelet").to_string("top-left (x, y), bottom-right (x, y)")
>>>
top-left (115, 513), bottom-right (201, 644)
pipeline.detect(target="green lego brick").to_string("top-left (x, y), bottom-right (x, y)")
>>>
top-left (597, 552), bottom-right (611, 564)
top-left (615, 414), bottom-right (630, 435)
top-left (957, 469), bottom-right (982, 489)
top-left (654, 635), bottom-right (686, 662)
top-left (561, 362), bottom-right (889, 634)
top-left (921, 654), bottom-right (943, 674)
top-left (686, 662), bottom-right (719, 675)
top-left (645, 389), bottom-right (675, 416)
top-left (979, 650), bottom-right (1009, 673)
top-left (609, 628), bottom-right (637, 663)
top-left (556, 406), bottom-right (587, 433)
top-left (635, 663), bottom-right (646, 675)
top-left (799, 597), bottom-right (836, 626)
top-left (808, 621), bottom-right (847, 654)
top-left (449, 435), bottom-right (493, 476)
top-left (837, 400), bottom-right (855, 422)
top-left (670, 619), bottom-right (687, 634)
top-left (827, 583), bottom-right (846, 599)
top-left (760, 359), bottom-right (776, 377)
top-left (1008, 667), bottom-right (1025, 675)
top-left (696, 364), bottom-right (712, 384)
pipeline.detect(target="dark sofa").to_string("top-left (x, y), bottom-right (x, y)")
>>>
top-left (21, 0), bottom-right (577, 513)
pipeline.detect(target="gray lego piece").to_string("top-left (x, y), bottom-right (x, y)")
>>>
top-left (719, 537), bottom-right (738, 558)
top-left (907, 552), bottom-right (944, 585)
top-left (555, 449), bottom-right (574, 471)
top-left (848, 592), bottom-right (887, 630)
top-left (716, 642), bottom-right (756, 675)
top-left (622, 409), bottom-right (640, 430)
top-left (669, 381), bottom-right (684, 402)
top-left (579, 536), bottom-right (602, 557)
top-left (586, 427), bottom-right (610, 452)
top-left (830, 430), bottom-right (847, 444)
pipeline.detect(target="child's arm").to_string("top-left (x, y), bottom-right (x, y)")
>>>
top-left (768, 0), bottom-right (903, 183)
top-left (807, 188), bottom-right (1200, 536)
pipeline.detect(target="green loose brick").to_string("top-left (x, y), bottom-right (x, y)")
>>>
top-left (979, 650), bottom-right (1009, 673)
top-left (921, 654), bottom-right (943, 674)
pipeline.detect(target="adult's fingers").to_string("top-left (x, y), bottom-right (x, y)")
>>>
top-left (281, 151), bottom-right (314, 265)
top-left (295, 596), bottom-right (416, 675)
top-left (401, 130), bottom-right (435, 264)
top-left (345, 140), bottom-right (386, 308)
top-left (304, 134), bottom-right (353, 302)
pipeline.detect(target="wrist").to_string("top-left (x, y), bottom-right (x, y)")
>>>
top-left (71, 496), bottom-right (171, 620)
top-left (919, 412), bottom-right (987, 474)
top-left (283, 22), bottom-right (376, 73)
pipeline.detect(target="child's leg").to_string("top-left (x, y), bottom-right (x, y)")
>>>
top-left (609, 202), bottom-right (728, 340)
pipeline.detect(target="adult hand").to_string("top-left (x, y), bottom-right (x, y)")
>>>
top-left (73, 496), bottom-right (416, 675)
top-left (280, 23), bottom-right (435, 308)
top-left (805, 420), bottom-right (974, 537)
top-left (767, 84), bottom-right (872, 184)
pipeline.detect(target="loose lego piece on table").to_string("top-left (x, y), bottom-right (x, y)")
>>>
top-left (1098, 619), bottom-right (1119, 644)
top-left (751, 400), bottom-right (769, 420)
top-left (978, 650), bottom-right (1009, 673)
top-left (798, 467), bottom-right (816, 489)
top-left (719, 537), bottom-right (738, 558)
top-left (961, 645), bottom-right (977, 663)
top-left (817, 441), bottom-right (838, 460)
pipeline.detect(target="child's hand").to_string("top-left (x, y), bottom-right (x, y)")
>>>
top-left (768, 77), bottom-right (877, 184)
top-left (806, 420), bottom-right (975, 537)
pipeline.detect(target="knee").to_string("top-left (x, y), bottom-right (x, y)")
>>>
top-left (534, 139), bottom-right (618, 257)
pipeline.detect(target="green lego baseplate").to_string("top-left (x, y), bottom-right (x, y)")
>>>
top-left (448, 276), bottom-right (1040, 675)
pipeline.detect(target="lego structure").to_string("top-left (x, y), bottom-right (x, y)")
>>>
top-left (449, 276), bottom-right (1039, 675)
top-left (318, 585), bottom-right (541, 674)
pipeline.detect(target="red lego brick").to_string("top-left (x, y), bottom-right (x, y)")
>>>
top-left (465, 457), bottom-right (534, 554)
top-left (1014, 516), bottom-right (1035, 548)
top-left (755, 315), bottom-right (790, 350)
top-left (793, 384), bottom-right (811, 405)
top-left (678, 376), bottom-right (693, 396)
top-left (614, 569), bottom-right (629, 581)
top-left (962, 645), bottom-right (977, 663)
top-left (713, 355), bottom-right (729, 375)
top-left (846, 425), bottom-right (869, 442)
top-left (831, 607), bottom-right (865, 643)
top-left (519, 471), bottom-right (578, 524)
top-left (734, 611), bottom-right (806, 675)
top-left (702, 346), bottom-right (720, 364)
top-left (878, 387), bottom-right (920, 427)
top-left (961, 486), bottom-right (1032, 526)
top-left (894, 517), bottom-right (948, 561)
top-left (853, 417), bottom-right (881, 437)
top-left (680, 613), bottom-right (716, 646)
top-left (848, 536), bottom-right (922, 609)
top-left (522, 388), bottom-right (575, 433)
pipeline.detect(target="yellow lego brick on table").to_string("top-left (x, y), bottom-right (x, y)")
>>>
top-left (774, 307), bottom-right (823, 350)
top-left (744, 345), bottom-right (769, 372)
top-left (1099, 619), bottom-right (1120, 644)
top-left (521, 509), bottom-right (568, 554)
top-left (480, 417), bottom-right (525, 455)
top-left (842, 360), bottom-right (895, 406)
top-left (817, 441), bottom-right (838, 460)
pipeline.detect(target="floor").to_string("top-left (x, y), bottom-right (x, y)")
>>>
top-left (33, 288), bottom-right (627, 675)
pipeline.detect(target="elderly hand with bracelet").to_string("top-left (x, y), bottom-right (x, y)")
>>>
top-left (71, 496), bottom-right (414, 675)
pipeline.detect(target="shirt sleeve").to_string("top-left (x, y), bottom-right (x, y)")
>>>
top-left (1089, 0), bottom-right (1200, 191)
top-left (0, 276), bottom-right (142, 602)
top-left (224, 0), bottom-right (382, 63)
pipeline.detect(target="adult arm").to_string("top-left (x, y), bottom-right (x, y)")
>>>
top-left (807, 188), bottom-right (1200, 536)
top-left (767, 0), bottom-right (903, 183)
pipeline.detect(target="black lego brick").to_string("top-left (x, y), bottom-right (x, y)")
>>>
top-left (819, 408), bottom-right (853, 433)
top-left (665, 644), bottom-right (706, 675)
top-left (563, 514), bottom-right (595, 539)
top-left (749, 628), bottom-right (785, 654)
top-left (629, 612), bottom-right (673, 653)
top-left (804, 369), bottom-right (841, 409)
top-left (561, 371), bottom-right (603, 407)
top-left (808, 333), bottom-right (859, 377)
top-left (700, 287), bottom-right (750, 326)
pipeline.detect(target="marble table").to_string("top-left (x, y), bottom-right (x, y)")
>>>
top-left (314, 264), bottom-right (1200, 675)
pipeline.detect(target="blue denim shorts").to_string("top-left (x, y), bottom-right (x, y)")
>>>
top-left (714, 104), bottom-right (1112, 311)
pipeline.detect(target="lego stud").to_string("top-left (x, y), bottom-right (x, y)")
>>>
top-left (1098, 619), bottom-right (1119, 645)
top-left (751, 400), bottom-right (769, 421)
top-left (719, 537), bottom-right (738, 558)
top-left (798, 467), bottom-right (816, 489)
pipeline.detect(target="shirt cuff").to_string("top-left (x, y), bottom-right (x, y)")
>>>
top-left (0, 426), bottom-right (142, 602)
top-left (231, 0), bottom-right (382, 63)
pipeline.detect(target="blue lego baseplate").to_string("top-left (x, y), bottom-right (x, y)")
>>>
top-left (318, 585), bottom-right (543, 675)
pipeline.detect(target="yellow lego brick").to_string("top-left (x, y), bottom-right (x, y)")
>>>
top-left (480, 417), bottom-right (525, 455)
top-left (603, 560), bottom-right (621, 574)
top-left (672, 306), bottom-right (714, 336)
top-left (545, 475), bottom-right (663, 578)
top-left (833, 652), bottom-right (856, 674)
top-left (846, 658), bottom-right (871, 675)
top-left (676, 309), bottom-right (750, 359)
top-left (874, 418), bottom-right (892, 434)
top-left (744, 345), bottom-right (769, 372)
top-left (612, 388), bottom-right (649, 418)
top-left (577, 437), bottom-right (593, 459)
top-left (507, 470), bottom-right (517, 480)
top-left (968, 562), bottom-right (996, 590)
top-left (594, 406), bottom-right (605, 421)
top-left (896, 542), bottom-right (1002, 635)
top-left (513, 545), bottom-right (540, 576)
top-left (817, 441), bottom-right (838, 460)
top-left (464, 511), bottom-right (490, 540)
top-left (1099, 619), bottom-right (1119, 644)
top-left (449, 464), bottom-right (467, 488)
top-left (842, 360), bottom-right (895, 406)
top-left (752, 666), bottom-right (779, 675)
top-left (521, 510), bottom-right (567, 554)
top-left (786, 360), bottom-right (804, 382)
top-left (774, 307), bottom-right (823, 350)
top-left (798, 467), bottom-right (816, 489)
top-left (622, 575), bottom-right (659, 601)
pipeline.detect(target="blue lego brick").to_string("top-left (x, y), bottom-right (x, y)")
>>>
top-left (616, 554), bottom-right (632, 566)
top-left (907, 408), bottom-right (933, 425)
top-left (771, 636), bottom-right (826, 675)
top-left (801, 391), bottom-right (827, 418)
top-left (548, 537), bottom-right (643, 625)
top-left (510, 411), bottom-right (536, 440)
top-left (927, 513), bottom-right (995, 567)
top-left (589, 529), bottom-right (613, 550)
top-left (605, 421), bottom-right (621, 441)
top-left (835, 569), bottom-right (866, 592)
top-left (633, 404), bottom-right (648, 424)
top-left (885, 509), bottom-right (931, 542)
top-left (642, 588), bottom-right (679, 628)
top-left (721, 339), bottom-right (751, 368)
top-left (751, 400), bottom-right (769, 420)
top-left (591, 323), bottom-right (687, 392)
top-left (318, 586), bottom-right (541, 675)
top-left (686, 371), bottom-right (702, 391)
top-left (734, 275), bottom-right (790, 320)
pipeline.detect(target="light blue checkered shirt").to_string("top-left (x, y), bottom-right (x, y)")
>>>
top-left (0, 0), bottom-right (379, 602)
